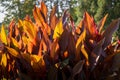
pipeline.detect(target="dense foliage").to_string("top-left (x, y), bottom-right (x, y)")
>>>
top-left (0, 2), bottom-right (120, 80)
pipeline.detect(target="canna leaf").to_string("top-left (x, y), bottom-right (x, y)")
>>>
top-left (31, 55), bottom-right (41, 62)
top-left (18, 19), bottom-right (23, 28)
top-left (48, 66), bottom-right (58, 80)
top-left (22, 53), bottom-right (31, 64)
top-left (75, 20), bottom-right (83, 35)
top-left (83, 12), bottom-right (97, 38)
top-left (0, 41), bottom-right (4, 52)
top-left (1, 53), bottom-right (7, 67)
top-left (90, 38), bottom-right (105, 70)
top-left (50, 5), bottom-right (57, 19)
top-left (67, 33), bottom-right (76, 59)
top-left (22, 35), bottom-right (28, 46)
top-left (53, 20), bottom-right (63, 39)
top-left (81, 44), bottom-right (89, 66)
top-left (98, 14), bottom-right (108, 33)
top-left (6, 47), bottom-right (20, 58)
top-left (50, 15), bottom-right (58, 30)
top-left (15, 25), bottom-right (20, 37)
top-left (41, 2), bottom-right (48, 20)
top-left (72, 60), bottom-right (85, 77)
top-left (27, 41), bottom-right (34, 54)
top-left (76, 29), bottom-right (86, 48)
top-left (38, 38), bottom-right (48, 56)
top-left (110, 52), bottom-right (120, 72)
top-left (23, 20), bottom-right (37, 41)
top-left (11, 37), bottom-right (19, 48)
top-left (42, 29), bottom-right (51, 48)
top-left (33, 6), bottom-right (47, 29)
top-left (8, 19), bottom-right (15, 38)
top-left (59, 29), bottom-right (69, 55)
top-left (76, 29), bottom-right (86, 61)
top-left (50, 39), bottom-right (59, 60)
top-left (30, 55), bottom-right (46, 74)
top-left (50, 5), bottom-right (58, 30)
top-left (33, 6), bottom-right (43, 27)
top-left (102, 18), bottom-right (120, 49)
top-left (0, 25), bottom-right (7, 45)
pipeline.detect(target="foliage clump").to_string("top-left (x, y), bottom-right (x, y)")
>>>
top-left (0, 2), bottom-right (120, 80)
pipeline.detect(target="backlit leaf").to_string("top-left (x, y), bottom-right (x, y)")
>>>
top-left (41, 2), bottom-right (48, 20)
top-left (76, 29), bottom-right (86, 61)
top-left (30, 55), bottom-right (46, 74)
top-left (1, 53), bottom-right (7, 67)
top-left (75, 20), bottom-right (83, 35)
top-left (76, 29), bottom-right (86, 49)
top-left (33, 7), bottom-right (43, 27)
top-left (38, 38), bottom-right (48, 56)
top-left (33, 6), bottom-right (46, 29)
top-left (8, 19), bottom-right (15, 38)
top-left (0, 25), bottom-right (7, 45)
top-left (50, 5), bottom-right (57, 19)
top-left (6, 47), bottom-right (20, 58)
top-left (22, 35), bottom-right (28, 46)
top-left (27, 41), bottom-right (34, 54)
top-left (50, 6), bottom-right (58, 30)
top-left (31, 55), bottom-right (41, 62)
top-left (23, 20), bottom-right (37, 41)
top-left (11, 37), bottom-right (19, 48)
top-left (98, 14), bottom-right (108, 33)
top-left (83, 12), bottom-right (97, 38)
top-left (53, 20), bottom-right (63, 39)
top-left (81, 44), bottom-right (89, 66)
top-left (18, 19), bottom-right (23, 28)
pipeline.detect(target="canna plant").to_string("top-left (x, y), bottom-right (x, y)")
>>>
top-left (0, 1), bottom-right (120, 80)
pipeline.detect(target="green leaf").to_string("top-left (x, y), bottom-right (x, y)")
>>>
top-left (0, 25), bottom-right (7, 45)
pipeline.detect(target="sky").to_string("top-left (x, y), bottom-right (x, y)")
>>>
top-left (0, 6), bottom-right (5, 23)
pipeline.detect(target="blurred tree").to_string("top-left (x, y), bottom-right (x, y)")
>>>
top-left (0, 0), bottom-right (37, 24)
top-left (43, 0), bottom-right (78, 19)
top-left (0, 0), bottom-right (79, 24)
top-left (76, 0), bottom-right (120, 37)
top-left (76, 0), bottom-right (120, 23)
